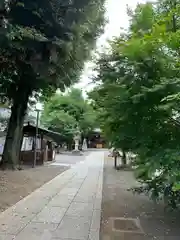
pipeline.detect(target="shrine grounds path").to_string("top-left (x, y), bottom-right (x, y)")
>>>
top-left (0, 150), bottom-right (180, 240)
top-left (0, 151), bottom-right (103, 240)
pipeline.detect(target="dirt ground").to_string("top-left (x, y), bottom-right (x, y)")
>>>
top-left (0, 165), bottom-right (68, 213)
top-left (101, 156), bottom-right (180, 240)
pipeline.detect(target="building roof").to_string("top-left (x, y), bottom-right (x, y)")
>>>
top-left (23, 123), bottom-right (66, 143)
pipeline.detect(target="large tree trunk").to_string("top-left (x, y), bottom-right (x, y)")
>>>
top-left (1, 84), bottom-right (32, 169)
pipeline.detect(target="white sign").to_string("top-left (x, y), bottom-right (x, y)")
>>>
top-left (0, 136), bottom-right (5, 155)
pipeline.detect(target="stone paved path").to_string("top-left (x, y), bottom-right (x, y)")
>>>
top-left (51, 151), bottom-right (90, 167)
top-left (0, 151), bottom-right (104, 240)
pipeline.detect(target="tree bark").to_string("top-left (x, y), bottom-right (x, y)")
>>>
top-left (122, 149), bottom-right (127, 165)
top-left (1, 84), bottom-right (32, 169)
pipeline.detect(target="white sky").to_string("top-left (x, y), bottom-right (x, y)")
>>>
top-left (75, 0), bottom-right (147, 95)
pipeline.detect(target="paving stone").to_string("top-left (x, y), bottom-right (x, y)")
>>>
top-left (0, 234), bottom-right (16, 240)
top-left (88, 230), bottom-right (99, 240)
top-left (93, 199), bottom-right (102, 210)
top-left (58, 188), bottom-right (79, 197)
top-left (79, 189), bottom-right (97, 196)
top-left (0, 151), bottom-right (105, 239)
top-left (73, 194), bottom-right (96, 203)
top-left (96, 179), bottom-right (103, 189)
top-left (50, 239), bottom-right (82, 240)
top-left (66, 202), bottom-right (94, 217)
top-left (47, 195), bottom-right (73, 208)
top-left (32, 207), bottom-right (66, 224)
top-left (15, 222), bottom-right (57, 240)
top-left (30, 188), bottom-right (57, 200)
top-left (76, 189), bottom-right (96, 195)
top-left (97, 184), bottom-right (103, 192)
top-left (91, 210), bottom-right (101, 231)
top-left (96, 191), bottom-right (102, 201)
top-left (65, 179), bottom-right (84, 188)
top-left (80, 184), bottom-right (97, 191)
top-left (85, 176), bottom-right (99, 180)
top-left (96, 189), bottom-right (103, 197)
top-left (75, 171), bottom-right (88, 178)
top-left (52, 216), bottom-right (91, 240)
top-left (11, 197), bottom-right (49, 215)
top-left (75, 189), bottom-right (96, 197)
top-left (0, 213), bottom-right (35, 235)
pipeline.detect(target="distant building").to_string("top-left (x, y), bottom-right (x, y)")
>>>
top-left (0, 105), bottom-right (38, 158)
top-left (87, 128), bottom-right (106, 148)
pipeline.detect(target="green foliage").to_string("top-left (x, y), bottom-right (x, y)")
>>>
top-left (89, 1), bottom-right (180, 208)
top-left (41, 88), bottom-right (97, 140)
top-left (0, 0), bottom-right (106, 100)
top-left (0, 0), bottom-right (106, 165)
top-left (42, 110), bottom-right (76, 141)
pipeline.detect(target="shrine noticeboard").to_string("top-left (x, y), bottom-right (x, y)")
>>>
top-left (0, 136), bottom-right (5, 155)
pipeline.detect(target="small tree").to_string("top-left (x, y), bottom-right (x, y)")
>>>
top-left (41, 88), bottom-right (97, 141)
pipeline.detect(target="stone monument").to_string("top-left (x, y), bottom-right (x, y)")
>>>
top-left (72, 128), bottom-right (83, 155)
top-left (82, 138), bottom-right (87, 151)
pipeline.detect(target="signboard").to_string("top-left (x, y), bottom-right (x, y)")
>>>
top-left (0, 136), bottom-right (5, 155)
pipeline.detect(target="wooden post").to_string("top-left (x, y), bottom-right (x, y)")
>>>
top-left (114, 155), bottom-right (117, 169)
top-left (113, 148), bottom-right (118, 169)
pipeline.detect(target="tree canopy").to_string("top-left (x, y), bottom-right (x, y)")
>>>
top-left (41, 88), bottom-right (97, 141)
top-left (0, 0), bottom-right (105, 166)
top-left (89, 0), bottom-right (180, 207)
